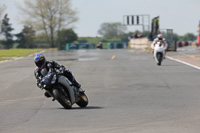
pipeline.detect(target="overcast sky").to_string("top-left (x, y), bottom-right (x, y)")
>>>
top-left (1, 0), bottom-right (200, 37)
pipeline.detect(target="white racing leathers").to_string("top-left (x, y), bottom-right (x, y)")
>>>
top-left (151, 38), bottom-right (168, 57)
top-left (151, 38), bottom-right (168, 65)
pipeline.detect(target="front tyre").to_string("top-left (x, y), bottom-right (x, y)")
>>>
top-left (53, 88), bottom-right (72, 109)
top-left (76, 93), bottom-right (88, 108)
top-left (157, 53), bottom-right (163, 66)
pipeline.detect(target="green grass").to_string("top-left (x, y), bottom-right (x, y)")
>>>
top-left (0, 48), bottom-right (58, 61)
top-left (0, 49), bottom-right (46, 57)
top-left (0, 49), bottom-right (53, 62)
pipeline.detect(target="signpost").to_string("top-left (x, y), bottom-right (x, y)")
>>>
top-left (123, 14), bottom-right (150, 32)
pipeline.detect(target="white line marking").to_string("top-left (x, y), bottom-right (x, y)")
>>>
top-left (167, 56), bottom-right (200, 70)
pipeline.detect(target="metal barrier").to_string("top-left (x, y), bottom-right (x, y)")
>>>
top-left (107, 42), bottom-right (127, 49)
top-left (66, 43), bottom-right (95, 51)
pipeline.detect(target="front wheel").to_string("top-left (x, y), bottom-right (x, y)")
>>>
top-left (52, 88), bottom-right (72, 109)
top-left (157, 53), bottom-right (163, 66)
top-left (76, 93), bottom-right (88, 108)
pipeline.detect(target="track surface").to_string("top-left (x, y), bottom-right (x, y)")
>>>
top-left (1, 48), bottom-right (200, 133)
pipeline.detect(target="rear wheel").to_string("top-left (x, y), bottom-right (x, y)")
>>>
top-left (76, 93), bottom-right (88, 108)
top-left (53, 88), bottom-right (72, 109)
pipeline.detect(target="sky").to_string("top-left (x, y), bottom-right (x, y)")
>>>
top-left (1, 0), bottom-right (200, 37)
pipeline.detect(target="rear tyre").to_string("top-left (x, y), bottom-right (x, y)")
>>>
top-left (76, 93), bottom-right (88, 108)
top-left (53, 88), bottom-right (72, 109)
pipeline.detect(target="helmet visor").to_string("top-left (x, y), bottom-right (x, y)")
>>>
top-left (35, 58), bottom-right (45, 68)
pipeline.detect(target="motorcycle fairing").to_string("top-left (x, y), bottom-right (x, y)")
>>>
top-left (57, 75), bottom-right (76, 104)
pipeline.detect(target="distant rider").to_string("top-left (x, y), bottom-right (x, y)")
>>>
top-left (151, 34), bottom-right (168, 58)
top-left (97, 42), bottom-right (103, 49)
top-left (34, 53), bottom-right (84, 98)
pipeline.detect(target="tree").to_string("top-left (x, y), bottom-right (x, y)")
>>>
top-left (182, 33), bottom-right (196, 41)
top-left (16, 25), bottom-right (36, 48)
top-left (98, 22), bottom-right (127, 38)
top-left (172, 33), bottom-right (180, 42)
top-left (57, 28), bottom-right (78, 50)
top-left (1, 14), bottom-right (14, 49)
top-left (0, 5), bottom-right (6, 36)
top-left (20, 0), bottom-right (78, 48)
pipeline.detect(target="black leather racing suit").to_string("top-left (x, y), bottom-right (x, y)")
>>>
top-left (34, 60), bottom-right (81, 90)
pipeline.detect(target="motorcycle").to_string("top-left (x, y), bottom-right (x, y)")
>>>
top-left (40, 70), bottom-right (88, 109)
top-left (153, 41), bottom-right (165, 66)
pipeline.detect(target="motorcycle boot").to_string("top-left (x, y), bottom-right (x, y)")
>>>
top-left (73, 79), bottom-right (85, 93)
top-left (44, 91), bottom-right (51, 98)
top-left (78, 88), bottom-right (85, 94)
top-left (64, 70), bottom-right (85, 93)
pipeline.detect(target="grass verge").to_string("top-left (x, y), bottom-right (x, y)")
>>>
top-left (0, 48), bottom-right (54, 61)
top-left (0, 49), bottom-right (46, 57)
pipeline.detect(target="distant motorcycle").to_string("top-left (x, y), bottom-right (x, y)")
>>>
top-left (153, 41), bottom-right (165, 66)
top-left (40, 70), bottom-right (88, 109)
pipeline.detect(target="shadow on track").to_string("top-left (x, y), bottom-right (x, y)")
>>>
top-left (59, 106), bottom-right (104, 110)
top-left (161, 64), bottom-right (182, 66)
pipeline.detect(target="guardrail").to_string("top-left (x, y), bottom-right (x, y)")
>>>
top-left (66, 43), bottom-right (95, 51)
top-left (107, 42), bottom-right (127, 49)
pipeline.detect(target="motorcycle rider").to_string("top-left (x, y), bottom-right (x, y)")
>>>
top-left (151, 34), bottom-right (168, 58)
top-left (34, 53), bottom-right (84, 98)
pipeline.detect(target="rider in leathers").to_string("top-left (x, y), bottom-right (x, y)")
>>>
top-left (34, 53), bottom-right (84, 98)
top-left (151, 34), bottom-right (168, 58)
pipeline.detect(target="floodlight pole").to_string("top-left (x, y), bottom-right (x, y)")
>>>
top-left (199, 20), bottom-right (200, 37)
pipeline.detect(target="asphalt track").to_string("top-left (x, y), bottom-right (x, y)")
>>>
top-left (1, 47), bottom-right (200, 133)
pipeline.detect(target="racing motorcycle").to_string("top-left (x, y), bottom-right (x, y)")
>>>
top-left (40, 70), bottom-right (88, 109)
top-left (153, 41), bottom-right (165, 66)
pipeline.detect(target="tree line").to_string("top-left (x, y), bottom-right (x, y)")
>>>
top-left (0, 0), bottom-right (78, 49)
